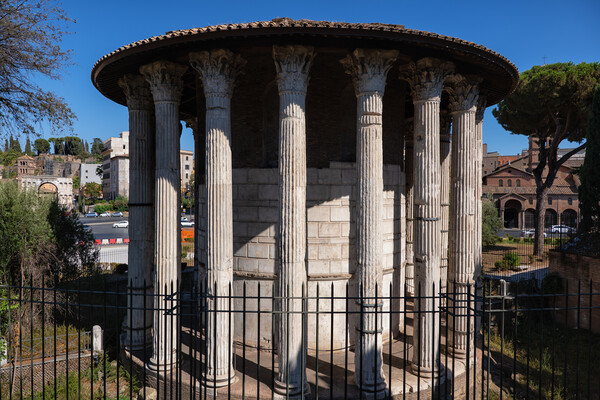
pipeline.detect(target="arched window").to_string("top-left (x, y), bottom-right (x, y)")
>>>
top-left (516, 179), bottom-right (521, 187)
top-left (499, 179), bottom-right (503, 187)
top-left (508, 179), bottom-right (512, 187)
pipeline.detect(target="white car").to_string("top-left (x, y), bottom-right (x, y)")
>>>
top-left (113, 220), bottom-right (129, 228)
top-left (522, 229), bottom-right (547, 238)
top-left (181, 220), bottom-right (194, 227)
top-left (99, 212), bottom-right (110, 217)
top-left (550, 225), bottom-right (575, 234)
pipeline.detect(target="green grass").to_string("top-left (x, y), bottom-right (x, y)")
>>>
top-left (484, 308), bottom-right (600, 399)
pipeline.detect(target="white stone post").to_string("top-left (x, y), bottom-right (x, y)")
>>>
top-left (404, 118), bottom-right (415, 297)
top-left (140, 60), bottom-right (187, 371)
top-left (272, 44), bottom-right (314, 398)
top-left (402, 58), bottom-right (454, 376)
top-left (440, 111), bottom-right (452, 299)
top-left (447, 75), bottom-right (480, 359)
top-left (190, 49), bottom-right (244, 387)
top-left (118, 74), bottom-right (155, 351)
top-left (342, 48), bottom-right (398, 397)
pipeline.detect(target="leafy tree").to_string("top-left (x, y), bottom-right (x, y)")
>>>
top-left (0, 0), bottom-right (76, 136)
top-left (482, 197), bottom-right (503, 247)
top-left (72, 176), bottom-right (79, 190)
top-left (84, 140), bottom-right (89, 153)
top-left (9, 136), bottom-right (21, 153)
top-left (49, 137), bottom-right (65, 154)
top-left (493, 62), bottom-right (600, 254)
top-left (113, 195), bottom-right (128, 212)
top-left (33, 138), bottom-right (50, 155)
top-left (24, 138), bottom-right (32, 155)
top-left (579, 84), bottom-right (600, 233)
top-left (3, 139), bottom-right (8, 152)
top-left (96, 165), bottom-right (103, 178)
top-left (83, 182), bottom-right (102, 201)
top-left (91, 138), bottom-right (104, 156)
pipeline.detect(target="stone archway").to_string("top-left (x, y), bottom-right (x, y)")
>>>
top-left (561, 209), bottom-right (578, 228)
top-left (38, 182), bottom-right (58, 201)
top-left (503, 199), bottom-right (522, 228)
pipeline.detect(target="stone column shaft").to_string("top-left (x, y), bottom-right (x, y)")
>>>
top-left (448, 76), bottom-right (479, 358)
top-left (404, 121), bottom-right (415, 297)
top-left (475, 99), bottom-right (485, 287)
top-left (440, 112), bottom-right (452, 298)
top-left (141, 61), bottom-right (187, 370)
top-left (273, 45), bottom-right (314, 398)
top-left (402, 58), bottom-right (454, 376)
top-left (343, 48), bottom-right (398, 397)
top-left (190, 49), bottom-right (243, 387)
top-left (119, 74), bottom-right (155, 351)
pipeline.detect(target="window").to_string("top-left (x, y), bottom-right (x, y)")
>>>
top-left (548, 197), bottom-right (553, 205)
top-left (568, 198), bottom-right (572, 205)
top-left (529, 197), bottom-right (533, 204)
top-left (499, 179), bottom-right (503, 187)
top-left (508, 179), bottom-right (512, 187)
top-left (123, 145), bottom-right (126, 150)
top-left (185, 165), bottom-right (190, 170)
top-left (186, 156), bottom-right (189, 161)
top-left (186, 173), bottom-right (189, 179)
top-left (516, 179), bottom-right (521, 187)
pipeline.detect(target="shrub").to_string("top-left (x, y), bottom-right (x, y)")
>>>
top-left (114, 263), bottom-right (128, 274)
top-left (495, 252), bottom-right (520, 271)
top-left (94, 203), bottom-right (112, 214)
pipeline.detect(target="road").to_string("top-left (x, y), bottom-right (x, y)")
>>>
top-left (81, 216), bottom-right (129, 240)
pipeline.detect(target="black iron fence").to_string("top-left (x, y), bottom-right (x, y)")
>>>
top-left (0, 274), bottom-right (598, 399)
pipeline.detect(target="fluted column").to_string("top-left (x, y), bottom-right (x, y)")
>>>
top-left (440, 110), bottom-right (452, 298)
top-left (474, 97), bottom-right (486, 285)
top-left (140, 60), bottom-right (187, 371)
top-left (404, 118), bottom-right (415, 297)
top-left (447, 75), bottom-right (480, 359)
top-left (402, 58), bottom-right (454, 376)
top-left (272, 45), bottom-right (314, 398)
top-left (342, 48), bottom-right (398, 397)
top-left (119, 74), bottom-right (155, 351)
top-left (190, 49), bottom-right (244, 387)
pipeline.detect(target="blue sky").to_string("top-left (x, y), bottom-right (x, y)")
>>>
top-left (37, 0), bottom-right (599, 154)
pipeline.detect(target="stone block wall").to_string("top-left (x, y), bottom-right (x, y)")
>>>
top-left (197, 162), bottom-right (406, 349)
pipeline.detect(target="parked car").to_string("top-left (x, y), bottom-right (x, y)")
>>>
top-left (85, 212), bottom-right (98, 218)
top-left (181, 217), bottom-right (189, 222)
top-left (550, 225), bottom-right (575, 234)
top-left (181, 220), bottom-right (194, 227)
top-left (522, 229), bottom-right (547, 238)
top-left (111, 211), bottom-right (124, 217)
top-left (113, 220), bottom-right (129, 228)
top-left (99, 212), bottom-right (110, 217)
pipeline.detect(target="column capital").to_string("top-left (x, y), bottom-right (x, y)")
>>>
top-left (139, 60), bottom-right (187, 103)
top-left (272, 45), bottom-right (315, 94)
top-left (118, 74), bottom-right (153, 111)
top-left (189, 49), bottom-right (245, 98)
top-left (475, 94), bottom-right (487, 123)
top-left (341, 48), bottom-right (398, 95)
top-left (401, 57), bottom-right (455, 102)
top-left (448, 74), bottom-right (481, 113)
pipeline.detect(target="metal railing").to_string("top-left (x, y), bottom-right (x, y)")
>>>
top-left (0, 274), bottom-right (597, 399)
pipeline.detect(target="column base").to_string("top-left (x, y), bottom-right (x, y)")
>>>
top-left (409, 362), bottom-right (442, 379)
top-left (120, 330), bottom-right (152, 352)
top-left (274, 379), bottom-right (310, 399)
top-left (145, 354), bottom-right (177, 373)
top-left (445, 346), bottom-right (472, 360)
top-left (200, 368), bottom-right (237, 389)
top-left (355, 381), bottom-right (389, 400)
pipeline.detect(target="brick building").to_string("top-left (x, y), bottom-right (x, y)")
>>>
top-left (482, 138), bottom-right (584, 229)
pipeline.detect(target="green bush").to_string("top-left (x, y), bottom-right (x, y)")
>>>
top-left (495, 252), bottom-right (520, 271)
top-left (94, 203), bottom-right (112, 214)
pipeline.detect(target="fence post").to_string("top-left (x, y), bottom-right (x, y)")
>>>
top-left (92, 325), bottom-right (103, 355)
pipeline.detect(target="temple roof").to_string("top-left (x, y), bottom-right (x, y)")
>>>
top-left (91, 18), bottom-right (519, 111)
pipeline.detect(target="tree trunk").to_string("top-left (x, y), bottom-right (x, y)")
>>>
top-left (534, 186), bottom-right (548, 256)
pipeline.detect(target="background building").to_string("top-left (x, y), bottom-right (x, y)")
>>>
top-left (482, 138), bottom-right (585, 229)
top-left (80, 163), bottom-right (102, 187)
top-left (180, 150), bottom-right (193, 192)
top-left (102, 131), bottom-right (129, 200)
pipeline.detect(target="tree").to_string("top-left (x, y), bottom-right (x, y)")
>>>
top-left (9, 136), bottom-right (21, 153)
top-left (49, 137), bottom-right (64, 154)
top-left (0, 0), bottom-right (76, 137)
top-left (24, 138), bottom-right (32, 156)
top-left (493, 62), bottom-right (600, 254)
top-left (579, 84), bottom-right (600, 233)
top-left (33, 138), bottom-right (50, 155)
top-left (482, 197), bottom-right (503, 247)
top-left (91, 138), bottom-right (104, 156)
top-left (83, 182), bottom-right (102, 201)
